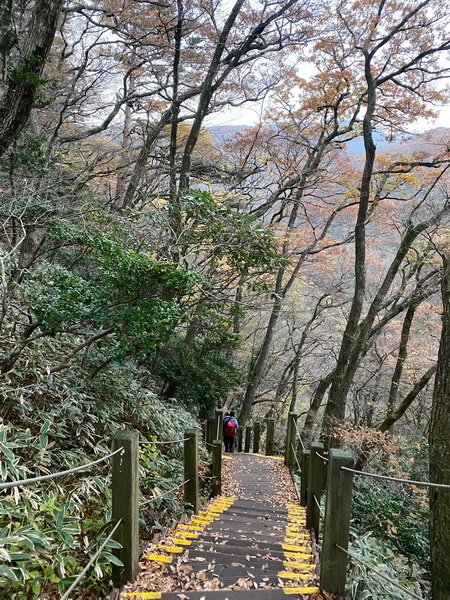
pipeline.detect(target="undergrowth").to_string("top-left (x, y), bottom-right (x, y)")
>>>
top-left (0, 358), bottom-right (204, 599)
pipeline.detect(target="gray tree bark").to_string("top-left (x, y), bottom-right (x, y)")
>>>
top-left (0, 0), bottom-right (63, 156)
top-left (429, 250), bottom-right (450, 600)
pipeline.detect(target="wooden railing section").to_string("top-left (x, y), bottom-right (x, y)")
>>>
top-left (4, 411), bottom-right (446, 597)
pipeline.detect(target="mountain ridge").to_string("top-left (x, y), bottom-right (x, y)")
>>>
top-left (207, 124), bottom-right (450, 158)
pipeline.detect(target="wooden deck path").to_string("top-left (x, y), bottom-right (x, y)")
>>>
top-left (121, 453), bottom-right (320, 599)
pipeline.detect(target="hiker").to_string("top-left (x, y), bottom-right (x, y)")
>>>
top-left (223, 410), bottom-right (239, 452)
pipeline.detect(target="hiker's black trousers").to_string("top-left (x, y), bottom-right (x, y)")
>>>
top-left (223, 435), bottom-right (235, 452)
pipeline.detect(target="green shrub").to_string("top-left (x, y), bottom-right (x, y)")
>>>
top-left (352, 478), bottom-right (430, 570)
top-left (0, 360), bottom-right (201, 599)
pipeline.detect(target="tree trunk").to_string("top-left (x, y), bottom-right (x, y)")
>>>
top-left (0, 0), bottom-right (63, 156)
top-left (238, 279), bottom-right (284, 428)
top-left (112, 73), bottom-right (135, 211)
top-left (429, 250), bottom-right (450, 600)
top-left (301, 369), bottom-right (335, 445)
top-left (321, 57), bottom-right (377, 443)
top-left (387, 302), bottom-right (417, 413)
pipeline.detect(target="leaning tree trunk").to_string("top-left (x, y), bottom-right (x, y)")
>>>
top-left (0, 0), bottom-right (63, 156)
top-left (429, 250), bottom-right (450, 600)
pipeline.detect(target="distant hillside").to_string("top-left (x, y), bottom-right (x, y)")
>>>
top-left (208, 125), bottom-right (250, 145)
top-left (208, 124), bottom-right (450, 159)
top-left (380, 127), bottom-right (450, 157)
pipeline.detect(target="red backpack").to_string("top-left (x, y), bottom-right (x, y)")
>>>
top-left (224, 418), bottom-right (237, 437)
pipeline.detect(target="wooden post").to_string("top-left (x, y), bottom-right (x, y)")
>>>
top-left (111, 430), bottom-right (139, 587)
top-left (253, 421), bottom-right (261, 453)
top-left (306, 441), bottom-right (324, 539)
top-left (184, 429), bottom-right (199, 514)
top-left (211, 440), bottom-right (222, 497)
top-left (265, 418), bottom-right (275, 455)
top-left (206, 417), bottom-right (215, 447)
top-left (237, 427), bottom-right (243, 452)
top-left (214, 408), bottom-right (224, 442)
top-left (320, 449), bottom-right (355, 595)
top-left (300, 449), bottom-right (310, 507)
top-left (244, 426), bottom-right (251, 453)
top-left (284, 412), bottom-right (298, 467)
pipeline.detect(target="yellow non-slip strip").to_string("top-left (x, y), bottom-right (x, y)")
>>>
top-left (175, 531), bottom-right (198, 539)
top-left (282, 543), bottom-right (310, 552)
top-left (284, 538), bottom-right (311, 545)
top-left (252, 453), bottom-right (284, 460)
top-left (283, 587), bottom-right (320, 595)
top-left (145, 554), bottom-right (172, 563)
top-left (283, 561), bottom-right (314, 570)
top-left (191, 520), bottom-right (212, 526)
top-left (178, 524), bottom-right (204, 531)
top-left (159, 545), bottom-right (183, 553)
top-left (288, 519), bottom-right (306, 524)
top-left (173, 538), bottom-right (191, 546)
top-left (278, 571), bottom-right (311, 580)
top-left (285, 528), bottom-right (309, 535)
top-left (123, 593), bottom-right (162, 599)
top-left (284, 551), bottom-right (314, 560)
top-left (192, 517), bottom-right (212, 523)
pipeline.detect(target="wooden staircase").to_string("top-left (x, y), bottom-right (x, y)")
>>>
top-left (121, 455), bottom-right (320, 599)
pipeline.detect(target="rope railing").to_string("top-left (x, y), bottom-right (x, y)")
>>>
top-left (140, 479), bottom-right (190, 507)
top-left (316, 451), bottom-right (329, 462)
top-left (335, 543), bottom-right (423, 600)
top-left (313, 493), bottom-right (324, 517)
top-left (291, 442), bottom-right (302, 472)
top-left (341, 466), bottom-right (450, 489)
top-left (293, 419), bottom-right (306, 451)
top-left (140, 437), bottom-right (189, 445)
top-left (0, 447), bottom-right (124, 492)
top-left (0, 427), bottom-right (206, 596)
top-left (285, 416), bottom-right (450, 597)
top-left (60, 519), bottom-right (123, 600)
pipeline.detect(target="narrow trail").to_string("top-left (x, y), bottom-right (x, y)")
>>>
top-left (121, 454), bottom-right (321, 599)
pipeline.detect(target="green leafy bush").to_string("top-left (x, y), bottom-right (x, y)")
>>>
top-left (0, 359), bottom-right (201, 599)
